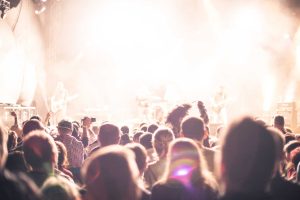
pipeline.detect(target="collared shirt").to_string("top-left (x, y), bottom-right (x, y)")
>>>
top-left (60, 134), bottom-right (84, 168)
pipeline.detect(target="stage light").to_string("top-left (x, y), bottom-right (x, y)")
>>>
top-left (32, 0), bottom-right (47, 15)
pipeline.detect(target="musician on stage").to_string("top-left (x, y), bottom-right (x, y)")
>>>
top-left (50, 82), bottom-right (69, 124)
top-left (211, 86), bottom-right (227, 124)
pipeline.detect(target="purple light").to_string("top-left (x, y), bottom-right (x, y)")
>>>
top-left (175, 168), bottom-right (189, 176)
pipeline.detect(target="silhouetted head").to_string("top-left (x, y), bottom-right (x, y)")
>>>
top-left (126, 143), bottom-right (147, 175)
top-left (23, 119), bottom-right (44, 137)
top-left (153, 128), bottom-right (174, 158)
top-left (218, 117), bottom-right (277, 193)
top-left (181, 117), bottom-right (206, 141)
top-left (98, 123), bottom-right (121, 147)
top-left (23, 131), bottom-right (58, 171)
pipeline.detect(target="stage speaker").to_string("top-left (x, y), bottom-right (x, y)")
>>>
top-left (276, 102), bottom-right (297, 130)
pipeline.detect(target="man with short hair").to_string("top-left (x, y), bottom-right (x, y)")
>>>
top-left (57, 119), bottom-right (84, 182)
top-left (98, 123), bottom-right (121, 147)
top-left (180, 116), bottom-right (216, 173)
top-left (90, 123), bottom-right (121, 155)
top-left (274, 115), bottom-right (286, 134)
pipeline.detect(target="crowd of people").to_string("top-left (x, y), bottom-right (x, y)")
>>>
top-left (1, 102), bottom-right (300, 200)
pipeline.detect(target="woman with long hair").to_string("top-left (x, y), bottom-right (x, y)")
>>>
top-left (151, 138), bottom-right (218, 200)
top-left (81, 145), bottom-right (141, 200)
top-left (144, 128), bottom-right (175, 188)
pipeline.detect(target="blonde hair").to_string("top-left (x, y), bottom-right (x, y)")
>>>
top-left (82, 145), bottom-right (141, 200)
top-left (162, 138), bottom-right (217, 190)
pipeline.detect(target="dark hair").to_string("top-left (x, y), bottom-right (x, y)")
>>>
top-left (139, 133), bottom-right (153, 150)
top-left (292, 150), bottom-right (300, 169)
top-left (284, 141), bottom-right (300, 154)
top-left (98, 123), bottom-right (120, 146)
top-left (120, 134), bottom-right (131, 145)
top-left (6, 151), bottom-right (28, 173)
top-left (166, 104), bottom-right (191, 137)
top-left (42, 176), bottom-right (79, 200)
top-left (126, 143), bottom-right (147, 174)
top-left (181, 117), bottom-right (205, 141)
top-left (274, 115), bottom-right (285, 126)
top-left (153, 128), bottom-right (174, 157)
top-left (22, 120), bottom-right (44, 137)
top-left (121, 126), bottom-right (130, 134)
top-left (220, 117), bottom-right (276, 192)
top-left (147, 124), bottom-right (159, 133)
top-left (7, 131), bottom-right (18, 151)
top-left (140, 125), bottom-right (148, 132)
top-left (30, 115), bottom-right (42, 122)
top-left (133, 131), bottom-right (144, 143)
top-left (285, 134), bottom-right (296, 144)
top-left (23, 131), bottom-right (58, 170)
top-left (55, 141), bottom-right (69, 168)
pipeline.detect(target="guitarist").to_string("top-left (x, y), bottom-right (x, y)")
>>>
top-left (211, 86), bottom-right (227, 124)
top-left (50, 82), bottom-right (69, 125)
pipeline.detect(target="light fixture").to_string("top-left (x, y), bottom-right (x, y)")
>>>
top-left (32, 0), bottom-right (47, 15)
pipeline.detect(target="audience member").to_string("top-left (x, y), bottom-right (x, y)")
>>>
top-left (181, 116), bottom-right (216, 173)
top-left (274, 115), bottom-right (287, 134)
top-left (269, 127), bottom-right (300, 200)
top-left (23, 119), bottom-right (45, 137)
top-left (144, 128), bottom-right (174, 188)
top-left (23, 131), bottom-right (59, 187)
top-left (148, 123), bottom-right (159, 133)
top-left (133, 131), bottom-right (144, 143)
top-left (57, 120), bottom-right (84, 181)
top-left (217, 117), bottom-right (277, 200)
top-left (151, 138), bottom-right (218, 200)
top-left (7, 131), bottom-right (18, 151)
top-left (285, 133), bottom-right (296, 144)
top-left (42, 176), bottom-right (81, 200)
top-left (166, 104), bottom-right (191, 138)
top-left (56, 141), bottom-right (74, 179)
top-left (126, 143), bottom-right (151, 200)
top-left (120, 133), bottom-right (131, 145)
top-left (81, 145), bottom-right (141, 200)
top-left (0, 125), bottom-right (41, 200)
top-left (6, 151), bottom-right (28, 173)
top-left (140, 132), bottom-right (157, 163)
top-left (121, 125), bottom-right (130, 135)
top-left (97, 123), bottom-right (120, 147)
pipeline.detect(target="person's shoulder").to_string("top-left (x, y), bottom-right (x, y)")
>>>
top-left (271, 174), bottom-right (300, 199)
top-left (219, 192), bottom-right (274, 200)
top-left (0, 170), bottom-right (40, 200)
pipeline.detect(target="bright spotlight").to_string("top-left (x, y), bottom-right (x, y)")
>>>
top-left (232, 6), bottom-right (264, 34)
